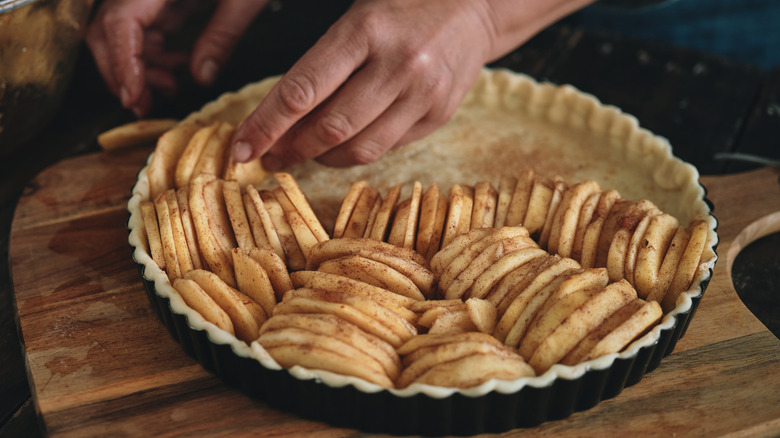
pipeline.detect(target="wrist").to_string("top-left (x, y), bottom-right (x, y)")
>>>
top-left (479, 0), bottom-right (596, 61)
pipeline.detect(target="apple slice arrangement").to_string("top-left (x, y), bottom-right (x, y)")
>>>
top-left (138, 166), bottom-right (709, 389)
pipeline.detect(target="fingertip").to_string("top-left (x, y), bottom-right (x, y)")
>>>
top-left (131, 88), bottom-right (153, 118)
top-left (120, 86), bottom-right (131, 108)
top-left (191, 0), bottom-right (268, 86)
top-left (232, 141), bottom-right (253, 163)
top-left (197, 58), bottom-right (219, 86)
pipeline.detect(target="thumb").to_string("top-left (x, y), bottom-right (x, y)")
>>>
top-left (191, 0), bottom-right (269, 86)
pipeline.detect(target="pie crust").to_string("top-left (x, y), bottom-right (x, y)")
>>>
top-left (127, 68), bottom-right (718, 432)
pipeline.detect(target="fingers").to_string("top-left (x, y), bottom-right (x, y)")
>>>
top-left (143, 30), bottom-right (189, 71)
top-left (254, 46), bottom-right (471, 170)
top-left (311, 101), bottom-right (428, 169)
top-left (191, 0), bottom-right (270, 86)
top-left (133, 86), bottom-right (154, 118)
top-left (85, 22), bottom-right (119, 96)
top-left (102, 0), bottom-right (168, 109)
top-left (263, 62), bottom-right (459, 169)
top-left (146, 67), bottom-right (179, 97)
top-left (85, 0), bottom-right (171, 115)
top-left (312, 77), bottom-right (462, 168)
top-left (260, 62), bottom-right (404, 169)
top-left (231, 19), bottom-right (370, 162)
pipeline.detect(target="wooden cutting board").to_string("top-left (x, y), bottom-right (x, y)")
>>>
top-left (9, 147), bottom-right (780, 437)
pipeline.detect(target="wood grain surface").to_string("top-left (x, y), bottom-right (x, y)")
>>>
top-left (9, 147), bottom-right (780, 437)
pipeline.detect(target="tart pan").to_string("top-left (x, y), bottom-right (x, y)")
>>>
top-left (127, 68), bottom-right (718, 434)
top-left (134, 258), bottom-right (712, 434)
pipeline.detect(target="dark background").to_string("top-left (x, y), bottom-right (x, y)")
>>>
top-left (2, 1), bottom-right (779, 435)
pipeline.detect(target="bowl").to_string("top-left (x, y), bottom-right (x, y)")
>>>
top-left (0, 0), bottom-right (94, 157)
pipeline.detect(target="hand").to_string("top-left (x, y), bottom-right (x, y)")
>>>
top-left (231, 0), bottom-right (498, 169)
top-left (231, 0), bottom-right (595, 169)
top-left (86, 0), bottom-right (269, 117)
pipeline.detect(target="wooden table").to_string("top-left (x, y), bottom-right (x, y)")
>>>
top-left (9, 146), bottom-right (780, 437)
top-left (2, 18), bottom-right (780, 438)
